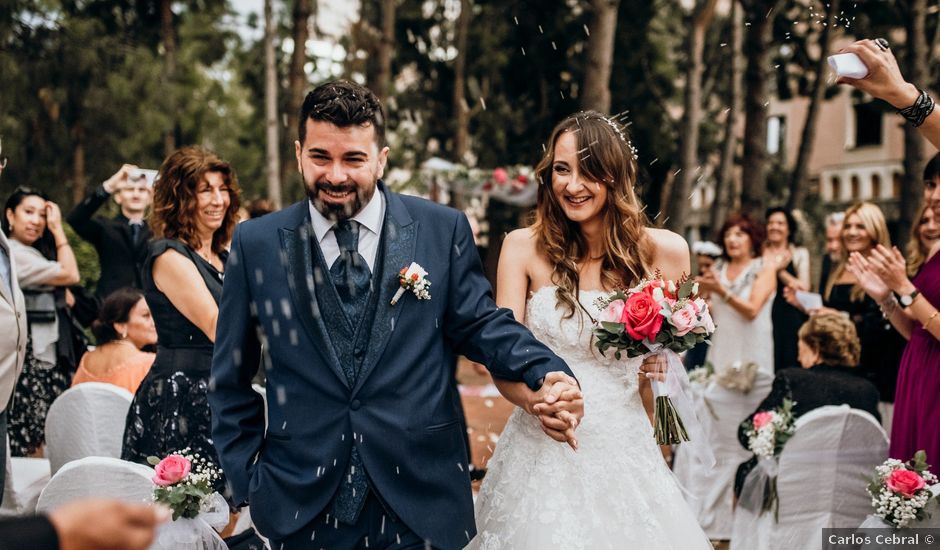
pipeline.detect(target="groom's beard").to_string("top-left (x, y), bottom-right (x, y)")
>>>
top-left (303, 169), bottom-right (376, 222)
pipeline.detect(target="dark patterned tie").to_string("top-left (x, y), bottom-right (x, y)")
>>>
top-left (329, 220), bottom-right (371, 523)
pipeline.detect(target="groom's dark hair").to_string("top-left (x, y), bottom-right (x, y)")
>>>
top-left (298, 80), bottom-right (386, 146)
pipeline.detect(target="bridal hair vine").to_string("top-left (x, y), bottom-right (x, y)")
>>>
top-left (596, 113), bottom-right (639, 161)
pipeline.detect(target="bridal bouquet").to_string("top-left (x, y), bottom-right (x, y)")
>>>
top-left (148, 449), bottom-right (221, 520)
top-left (740, 399), bottom-right (796, 520)
top-left (593, 274), bottom-right (716, 445)
top-left (867, 451), bottom-right (939, 529)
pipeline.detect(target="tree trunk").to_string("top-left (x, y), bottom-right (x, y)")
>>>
top-left (160, 0), bottom-right (177, 156)
top-left (281, 0), bottom-right (314, 196)
top-left (666, 0), bottom-right (719, 235)
top-left (739, 0), bottom-right (780, 218)
top-left (453, 0), bottom-right (471, 163)
top-left (365, 0), bottom-right (395, 104)
top-left (71, 123), bottom-right (86, 207)
top-left (786, 0), bottom-right (840, 212)
top-left (900, 0), bottom-right (928, 249)
top-left (711, 0), bottom-right (744, 232)
top-left (581, 0), bottom-right (620, 113)
top-left (264, 0), bottom-right (282, 208)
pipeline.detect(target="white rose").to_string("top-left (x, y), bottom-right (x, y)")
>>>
top-left (404, 262), bottom-right (427, 280)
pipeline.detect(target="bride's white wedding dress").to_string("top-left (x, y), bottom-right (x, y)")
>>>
top-left (469, 287), bottom-right (711, 549)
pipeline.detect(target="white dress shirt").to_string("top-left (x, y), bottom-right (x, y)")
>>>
top-left (308, 190), bottom-right (385, 272)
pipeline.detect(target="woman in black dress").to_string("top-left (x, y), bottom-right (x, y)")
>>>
top-left (764, 207), bottom-right (810, 371)
top-left (122, 147), bottom-right (240, 483)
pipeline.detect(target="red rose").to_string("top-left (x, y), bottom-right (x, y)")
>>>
top-left (886, 469), bottom-right (926, 498)
top-left (622, 291), bottom-right (664, 341)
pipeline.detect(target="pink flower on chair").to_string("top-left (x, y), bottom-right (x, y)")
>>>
top-left (752, 411), bottom-right (774, 430)
top-left (153, 454), bottom-right (192, 487)
top-left (886, 469), bottom-right (927, 498)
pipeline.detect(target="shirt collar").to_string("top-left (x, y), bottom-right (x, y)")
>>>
top-left (308, 187), bottom-right (385, 243)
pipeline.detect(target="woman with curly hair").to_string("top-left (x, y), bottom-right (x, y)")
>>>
top-left (121, 146), bottom-right (240, 483)
top-left (469, 112), bottom-right (710, 549)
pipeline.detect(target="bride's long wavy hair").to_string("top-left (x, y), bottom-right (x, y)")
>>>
top-left (531, 111), bottom-right (654, 319)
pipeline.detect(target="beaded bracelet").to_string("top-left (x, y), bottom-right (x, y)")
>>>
top-left (898, 89), bottom-right (936, 128)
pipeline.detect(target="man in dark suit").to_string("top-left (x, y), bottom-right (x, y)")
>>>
top-left (210, 81), bottom-right (582, 549)
top-left (67, 165), bottom-right (153, 299)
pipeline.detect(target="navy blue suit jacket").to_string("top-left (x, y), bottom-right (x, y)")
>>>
top-left (209, 186), bottom-right (573, 547)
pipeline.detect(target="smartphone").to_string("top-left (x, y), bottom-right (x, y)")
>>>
top-left (129, 169), bottom-right (159, 188)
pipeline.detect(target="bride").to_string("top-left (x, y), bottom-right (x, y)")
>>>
top-left (469, 112), bottom-right (711, 549)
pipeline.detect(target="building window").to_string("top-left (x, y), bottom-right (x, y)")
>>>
top-left (831, 176), bottom-right (842, 201)
top-left (767, 116), bottom-right (786, 156)
top-left (854, 101), bottom-right (883, 147)
top-left (893, 173), bottom-right (903, 198)
top-left (851, 176), bottom-right (861, 199)
top-left (871, 174), bottom-right (882, 199)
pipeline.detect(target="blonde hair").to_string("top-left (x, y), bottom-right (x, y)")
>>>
top-left (825, 202), bottom-right (891, 302)
top-left (907, 202), bottom-right (934, 277)
top-left (798, 314), bottom-right (861, 367)
top-left (531, 112), bottom-right (654, 318)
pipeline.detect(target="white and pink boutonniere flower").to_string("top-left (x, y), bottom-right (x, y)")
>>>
top-left (391, 262), bottom-right (431, 305)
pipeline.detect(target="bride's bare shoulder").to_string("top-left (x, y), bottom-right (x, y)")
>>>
top-left (502, 227), bottom-right (539, 257)
top-left (643, 227), bottom-right (691, 279)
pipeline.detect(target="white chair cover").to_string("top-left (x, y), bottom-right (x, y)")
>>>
top-left (45, 382), bottom-right (133, 474)
top-left (673, 369), bottom-right (774, 539)
top-left (36, 456), bottom-right (226, 549)
top-left (731, 405), bottom-right (888, 550)
top-left (0, 453), bottom-right (50, 517)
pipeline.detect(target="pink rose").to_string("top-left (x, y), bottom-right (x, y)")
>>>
top-left (670, 304), bottom-right (698, 336)
top-left (493, 167), bottom-right (509, 185)
top-left (886, 469), bottom-right (926, 498)
top-left (153, 454), bottom-right (191, 487)
top-left (623, 292), bottom-right (664, 342)
top-left (598, 299), bottom-right (626, 324)
top-left (753, 411), bottom-right (774, 429)
top-left (693, 308), bottom-right (716, 335)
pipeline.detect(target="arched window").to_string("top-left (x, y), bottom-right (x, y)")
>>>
top-left (831, 176), bottom-right (842, 201)
top-left (893, 173), bottom-right (903, 198)
top-left (851, 175), bottom-right (861, 200)
top-left (871, 174), bottom-right (882, 199)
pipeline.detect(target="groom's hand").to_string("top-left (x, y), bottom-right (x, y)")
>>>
top-left (528, 372), bottom-right (583, 450)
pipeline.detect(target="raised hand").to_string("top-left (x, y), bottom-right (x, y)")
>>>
top-left (846, 251), bottom-right (891, 302)
top-left (103, 164), bottom-right (139, 194)
top-left (868, 245), bottom-right (913, 294)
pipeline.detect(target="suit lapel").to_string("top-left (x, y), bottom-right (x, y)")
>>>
top-left (279, 209), bottom-right (350, 389)
top-left (0, 235), bottom-right (14, 306)
top-left (353, 187), bottom-right (416, 396)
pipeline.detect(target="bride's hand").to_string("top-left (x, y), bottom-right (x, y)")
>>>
top-left (529, 372), bottom-right (583, 450)
top-left (640, 354), bottom-right (667, 383)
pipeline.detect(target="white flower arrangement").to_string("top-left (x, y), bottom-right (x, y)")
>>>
top-left (390, 262), bottom-right (431, 305)
top-left (148, 447), bottom-right (222, 520)
top-left (868, 451), bottom-right (939, 529)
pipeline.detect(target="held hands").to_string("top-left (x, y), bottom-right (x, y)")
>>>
top-left (527, 372), bottom-right (583, 451)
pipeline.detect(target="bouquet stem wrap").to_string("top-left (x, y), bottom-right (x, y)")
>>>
top-left (647, 348), bottom-right (715, 467)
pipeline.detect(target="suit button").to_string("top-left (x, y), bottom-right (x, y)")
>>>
top-left (350, 400), bottom-right (361, 410)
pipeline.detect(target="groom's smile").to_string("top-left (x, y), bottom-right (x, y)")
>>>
top-left (296, 118), bottom-right (390, 221)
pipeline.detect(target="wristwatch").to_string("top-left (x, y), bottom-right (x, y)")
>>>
top-left (897, 289), bottom-right (921, 308)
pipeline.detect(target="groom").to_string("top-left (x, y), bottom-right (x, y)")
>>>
top-left (209, 80), bottom-right (582, 549)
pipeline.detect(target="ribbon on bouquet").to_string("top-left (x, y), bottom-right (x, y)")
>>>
top-left (645, 347), bottom-right (715, 468)
top-left (152, 492), bottom-right (228, 550)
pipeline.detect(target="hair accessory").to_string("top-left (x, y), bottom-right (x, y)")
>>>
top-left (597, 114), bottom-right (639, 161)
top-left (692, 241), bottom-right (723, 257)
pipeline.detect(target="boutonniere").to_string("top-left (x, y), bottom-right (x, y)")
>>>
top-left (391, 262), bottom-right (431, 305)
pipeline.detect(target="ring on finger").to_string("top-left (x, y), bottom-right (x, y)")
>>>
top-left (875, 38), bottom-right (890, 52)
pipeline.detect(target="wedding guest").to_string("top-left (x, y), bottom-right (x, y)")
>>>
top-left (0, 198), bottom-right (26, 503)
top-left (764, 207), bottom-right (810, 371)
top-left (819, 212), bottom-right (845, 291)
top-left (837, 39), bottom-right (940, 157)
top-left (72, 288), bottom-right (156, 394)
top-left (906, 202), bottom-right (940, 278)
top-left (685, 240), bottom-right (722, 370)
top-left (696, 214), bottom-right (777, 374)
top-left (121, 146), bottom-right (240, 490)
top-left (733, 314), bottom-right (880, 498)
top-left (847, 153), bottom-right (940, 464)
top-left (67, 165), bottom-right (152, 299)
top-left (2, 187), bottom-right (80, 457)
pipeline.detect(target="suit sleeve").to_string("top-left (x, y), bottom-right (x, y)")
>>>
top-left (442, 213), bottom-right (574, 390)
top-left (0, 515), bottom-right (59, 550)
top-left (66, 185), bottom-right (108, 246)
top-left (209, 225), bottom-right (265, 506)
